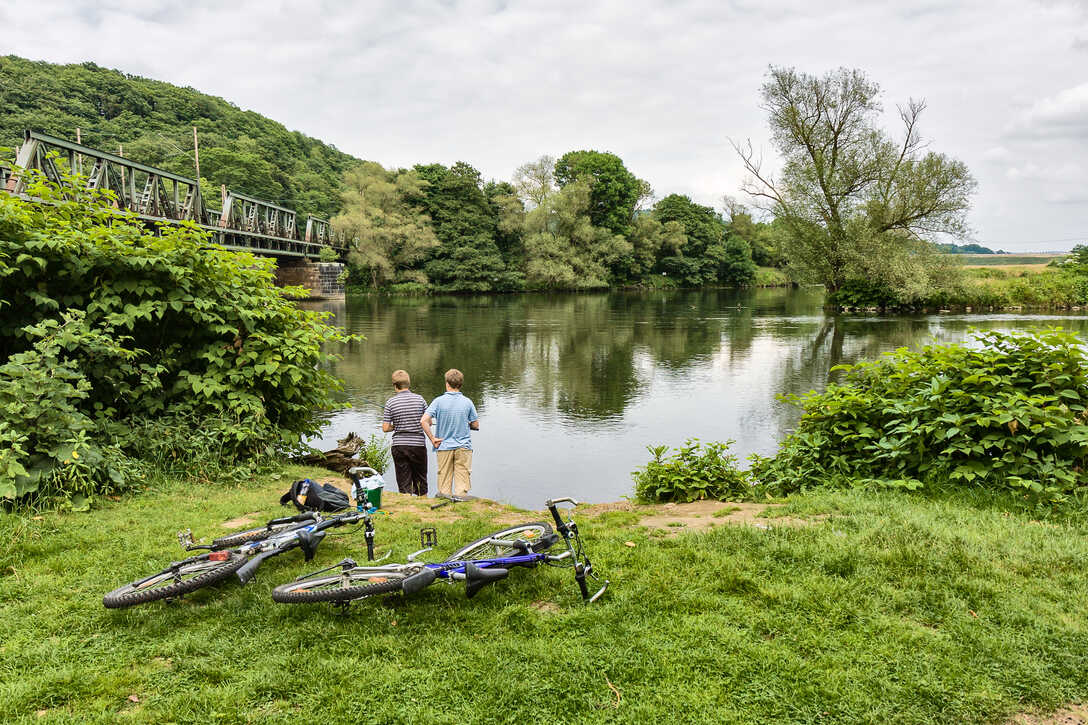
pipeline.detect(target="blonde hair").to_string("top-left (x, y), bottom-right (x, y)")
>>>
top-left (391, 369), bottom-right (411, 390)
top-left (444, 368), bottom-right (464, 389)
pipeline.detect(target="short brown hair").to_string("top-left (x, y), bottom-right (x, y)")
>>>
top-left (444, 368), bottom-right (464, 389)
top-left (391, 369), bottom-right (411, 390)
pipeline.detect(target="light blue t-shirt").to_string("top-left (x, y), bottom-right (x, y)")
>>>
top-left (424, 391), bottom-right (478, 451)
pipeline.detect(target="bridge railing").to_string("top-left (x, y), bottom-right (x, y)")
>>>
top-left (3, 130), bottom-right (346, 259)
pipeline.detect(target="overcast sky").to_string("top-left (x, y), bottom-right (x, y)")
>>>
top-left (3, 0), bottom-right (1087, 251)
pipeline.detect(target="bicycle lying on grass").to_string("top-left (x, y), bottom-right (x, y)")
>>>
top-left (271, 497), bottom-right (608, 606)
top-left (103, 476), bottom-right (379, 609)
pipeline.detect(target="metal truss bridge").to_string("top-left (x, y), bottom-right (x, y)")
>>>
top-left (2, 130), bottom-right (346, 259)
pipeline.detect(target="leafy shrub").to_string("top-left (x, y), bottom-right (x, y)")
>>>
top-left (0, 167), bottom-right (354, 504)
top-left (752, 329), bottom-right (1088, 503)
top-left (318, 246), bottom-right (339, 263)
top-left (633, 439), bottom-right (750, 503)
top-left (0, 313), bottom-right (142, 506)
top-left (359, 433), bottom-right (391, 474)
top-left (826, 278), bottom-right (899, 308)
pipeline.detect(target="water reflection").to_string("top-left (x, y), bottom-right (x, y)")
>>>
top-left (307, 290), bottom-right (1088, 507)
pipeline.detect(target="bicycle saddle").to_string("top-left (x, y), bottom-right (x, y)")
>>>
top-left (464, 562), bottom-right (509, 599)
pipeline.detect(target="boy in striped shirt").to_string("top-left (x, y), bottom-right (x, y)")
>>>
top-left (381, 370), bottom-right (428, 496)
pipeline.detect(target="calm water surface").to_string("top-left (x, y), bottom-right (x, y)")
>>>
top-left (308, 288), bottom-right (1088, 508)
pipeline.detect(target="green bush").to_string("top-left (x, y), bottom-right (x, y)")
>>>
top-left (359, 433), bottom-right (391, 474)
top-left (0, 166), bottom-right (354, 505)
top-left (633, 439), bottom-right (750, 503)
top-left (752, 329), bottom-right (1088, 503)
top-left (826, 278), bottom-right (899, 308)
top-left (0, 313), bottom-right (142, 506)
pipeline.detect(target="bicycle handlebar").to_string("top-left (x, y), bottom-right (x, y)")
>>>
top-left (545, 497), bottom-right (579, 507)
top-left (266, 512), bottom-right (319, 527)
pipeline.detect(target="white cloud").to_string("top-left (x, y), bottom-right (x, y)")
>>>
top-left (3, 0), bottom-right (1088, 251)
top-left (1012, 82), bottom-right (1088, 138)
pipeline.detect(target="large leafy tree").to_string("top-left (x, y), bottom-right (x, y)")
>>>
top-left (735, 66), bottom-right (976, 292)
top-left (554, 150), bottom-right (643, 236)
top-left (413, 162), bottom-right (513, 291)
top-left (522, 179), bottom-right (631, 289)
top-left (512, 155), bottom-right (556, 208)
top-left (653, 194), bottom-right (754, 286)
top-left (331, 162), bottom-right (438, 288)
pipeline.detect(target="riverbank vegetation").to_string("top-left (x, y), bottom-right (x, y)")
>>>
top-left (826, 250), bottom-right (1085, 311)
top-left (636, 328), bottom-right (1088, 509)
top-left (3, 471), bottom-right (1087, 723)
top-left (0, 172), bottom-right (352, 508)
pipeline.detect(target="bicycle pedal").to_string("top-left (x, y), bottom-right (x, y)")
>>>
top-left (420, 527), bottom-right (438, 548)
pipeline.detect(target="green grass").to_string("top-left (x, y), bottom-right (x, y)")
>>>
top-left (2, 468), bottom-right (1088, 723)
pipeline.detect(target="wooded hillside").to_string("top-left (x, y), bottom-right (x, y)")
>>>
top-left (0, 55), bottom-right (359, 218)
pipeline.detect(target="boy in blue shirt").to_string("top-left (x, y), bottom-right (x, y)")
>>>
top-left (420, 368), bottom-right (479, 496)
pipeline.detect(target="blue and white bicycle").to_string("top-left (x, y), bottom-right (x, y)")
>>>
top-left (271, 498), bottom-right (608, 606)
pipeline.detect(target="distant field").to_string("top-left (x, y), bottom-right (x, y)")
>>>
top-left (962, 263), bottom-right (1053, 274)
top-left (954, 254), bottom-right (1064, 266)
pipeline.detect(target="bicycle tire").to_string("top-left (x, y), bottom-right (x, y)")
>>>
top-left (445, 522), bottom-right (555, 561)
top-left (211, 520), bottom-right (310, 549)
top-left (102, 552), bottom-right (247, 609)
top-left (271, 570), bottom-right (407, 604)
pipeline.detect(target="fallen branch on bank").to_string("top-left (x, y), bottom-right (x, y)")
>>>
top-left (293, 432), bottom-right (364, 474)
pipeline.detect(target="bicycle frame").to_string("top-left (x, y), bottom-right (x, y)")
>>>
top-left (290, 497), bottom-right (608, 603)
top-left (180, 509), bottom-right (376, 584)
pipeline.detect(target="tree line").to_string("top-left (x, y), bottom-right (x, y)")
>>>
top-left (331, 151), bottom-right (781, 292)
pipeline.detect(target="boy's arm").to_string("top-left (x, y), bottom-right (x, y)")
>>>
top-left (381, 401), bottom-right (394, 433)
top-left (468, 400), bottom-right (479, 430)
top-left (420, 412), bottom-right (442, 449)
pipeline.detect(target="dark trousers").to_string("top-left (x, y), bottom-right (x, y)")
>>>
top-left (392, 445), bottom-right (428, 496)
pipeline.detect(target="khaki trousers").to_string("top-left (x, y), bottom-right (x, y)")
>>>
top-left (435, 449), bottom-right (472, 496)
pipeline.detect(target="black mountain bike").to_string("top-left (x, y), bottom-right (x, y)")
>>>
top-left (103, 508), bottom-right (376, 609)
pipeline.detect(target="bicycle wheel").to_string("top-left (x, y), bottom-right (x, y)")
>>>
top-left (102, 552), bottom-right (247, 609)
top-left (211, 520), bottom-right (310, 549)
top-left (271, 570), bottom-right (407, 604)
top-left (445, 522), bottom-right (555, 561)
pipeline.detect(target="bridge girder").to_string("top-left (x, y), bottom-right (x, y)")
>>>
top-left (3, 130), bottom-right (347, 260)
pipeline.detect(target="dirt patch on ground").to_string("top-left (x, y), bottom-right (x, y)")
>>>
top-left (530, 600), bottom-right (561, 614)
top-left (276, 473), bottom-right (820, 535)
top-left (635, 500), bottom-right (809, 534)
top-left (1009, 704), bottom-right (1088, 724)
top-left (220, 513), bottom-right (260, 529)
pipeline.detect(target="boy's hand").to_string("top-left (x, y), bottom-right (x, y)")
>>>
top-left (432, 438), bottom-right (443, 449)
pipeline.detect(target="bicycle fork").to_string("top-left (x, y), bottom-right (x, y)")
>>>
top-left (545, 498), bottom-right (609, 603)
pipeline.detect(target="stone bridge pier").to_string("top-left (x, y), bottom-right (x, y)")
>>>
top-left (273, 259), bottom-right (345, 299)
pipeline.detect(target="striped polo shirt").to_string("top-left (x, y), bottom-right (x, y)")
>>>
top-left (382, 390), bottom-right (428, 447)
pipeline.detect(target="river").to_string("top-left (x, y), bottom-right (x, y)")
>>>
top-left (307, 288), bottom-right (1088, 508)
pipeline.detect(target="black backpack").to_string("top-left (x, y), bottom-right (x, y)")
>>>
top-left (279, 478), bottom-right (350, 513)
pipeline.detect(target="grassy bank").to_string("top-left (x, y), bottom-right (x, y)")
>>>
top-left (834, 267), bottom-right (1088, 312)
top-left (2, 467), bottom-right (1087, 723)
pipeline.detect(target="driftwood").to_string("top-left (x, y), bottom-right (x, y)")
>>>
top-left (295, 432), bottom-right (365, 474)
